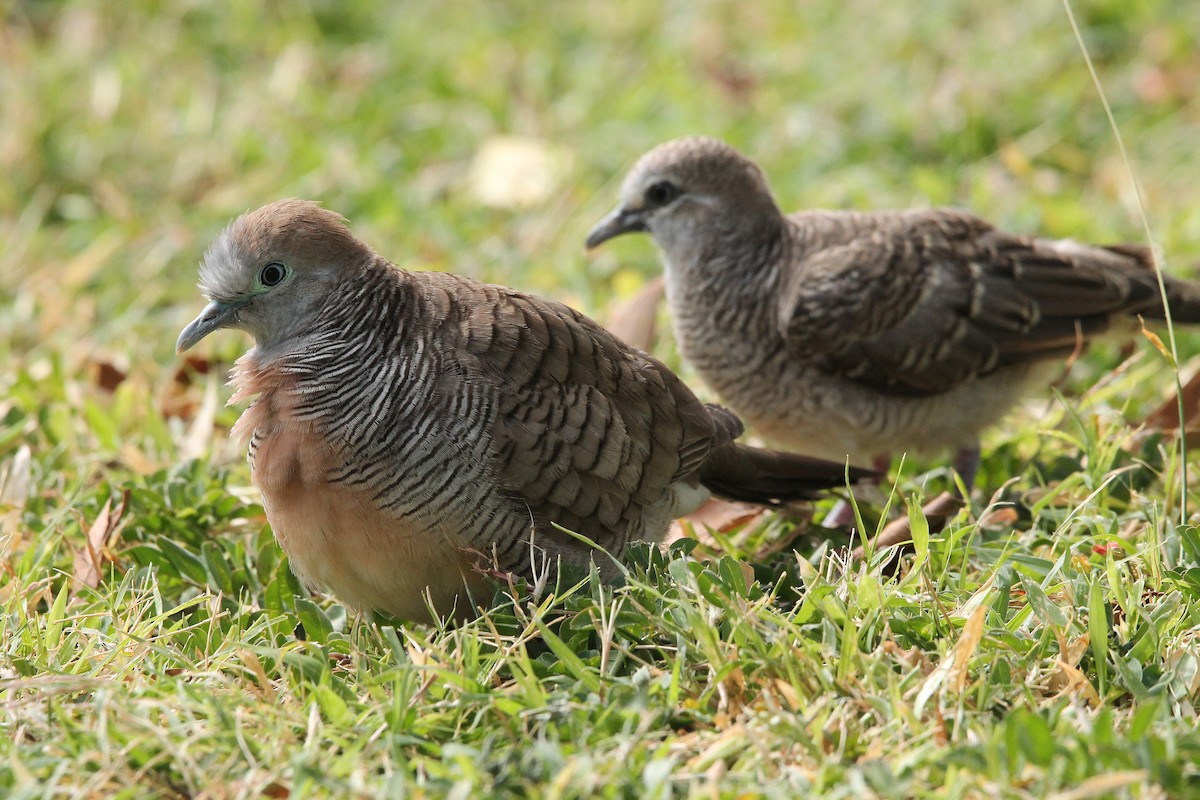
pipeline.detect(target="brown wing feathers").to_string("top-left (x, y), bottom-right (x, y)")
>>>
top-left (786, 211), bottom-right (1199, 396)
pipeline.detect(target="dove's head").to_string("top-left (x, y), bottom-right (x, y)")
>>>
top-left (585, 137), bottom-right (782, 260)
top-left (176, 199), bottom-right (375, 354)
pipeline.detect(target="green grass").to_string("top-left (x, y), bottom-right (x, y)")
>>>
top-left (3, 0), bottom-right (1200, 796)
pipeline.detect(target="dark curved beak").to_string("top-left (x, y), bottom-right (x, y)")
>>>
top-left (176, 299), bottom-right (242, 354)
top-left (585, 207), bottom-right (647, 250)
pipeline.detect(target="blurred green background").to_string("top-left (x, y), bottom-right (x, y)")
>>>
top-left (5, 2), bottom-right (1200, 795)
top-left (5, 0), bottom-right (1198, 330)
top-left (2, 0), bottom-right (1199, 481)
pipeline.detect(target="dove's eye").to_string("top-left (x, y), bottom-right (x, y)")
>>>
top-left (259, 262), bottom-right (288, 287)
top-left (644, 181), bottom-right (680, 207)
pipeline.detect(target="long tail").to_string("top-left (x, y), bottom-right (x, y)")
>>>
top-left (698, 443), bottom-right (878, 505)
top-left (1149, 274), bottom-right (1200, 324)
top-left (1102, 243), bottom-right (1200, 323)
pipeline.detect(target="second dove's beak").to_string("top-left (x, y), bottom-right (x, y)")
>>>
top-left (585, 208), bottom-right (648, 249)
top-left (176, 298), bottom-right (244, 354)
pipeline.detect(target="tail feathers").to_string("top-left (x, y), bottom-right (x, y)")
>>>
top-left (703, 402), bottom-right (745, 445)
top-left (1102, 242), bottom-right (1153, 268)
top-left (1101, 243), bottom-right (1200, 323)
top-left (1151, 276), bottom-right (1200, 323)
top-left (698, 443), bottom-right (877, 505)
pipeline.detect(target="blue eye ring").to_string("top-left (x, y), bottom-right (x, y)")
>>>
top-left (259, 262), bottom-right (287, 287)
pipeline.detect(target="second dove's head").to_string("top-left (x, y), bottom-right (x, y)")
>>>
top-left (586, 137), bottom-right (780, 258)
top-left (177, 199), bottom-right (375, 354)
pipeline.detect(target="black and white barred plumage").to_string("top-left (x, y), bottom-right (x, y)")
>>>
top-left (179, 199), bottom-right (868, 621)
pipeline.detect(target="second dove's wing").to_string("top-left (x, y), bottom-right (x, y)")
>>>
top-left (778, 211), bottom-right (1154, 396)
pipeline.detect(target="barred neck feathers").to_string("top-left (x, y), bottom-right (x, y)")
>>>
top-left (665, 229), bottom-right (787, 352)
top-left (229, 260), bottom-right (413, 444)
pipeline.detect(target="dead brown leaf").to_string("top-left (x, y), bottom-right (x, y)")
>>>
top-left (89, 357), bottom-right (127, 393)
top-left (605, 275), bottom-right (664, 352)
top-left (72, 489), bottom-right (130, 589)
top-left (688, 499), bottom-right (765, 535)
top-left (666, 499), bottom-right (767, 548)
top-left (978, 506), bottom-right (1019, 530)
top-left (852, 491), bottom-right (961, 559)
top-left (714, 664), bottom-right (747, 719)
top-left (0, 445), bottom-right (33, 543)
top-left (162, 354), bottom-right (216, 420)
top-left (771, 678), bottom-right (803, 712)
top-left (261, 782), bottom-right (291, 799)
top-left (1046, 631), bottom-right (1101, 706)
top-left (1141, 365), bottom-right (1200, 434)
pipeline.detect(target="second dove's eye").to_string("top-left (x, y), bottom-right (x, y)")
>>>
top-left (645, 181), bottom-right (679, 207)
top-left (259, 262), bottom-right (287, 287)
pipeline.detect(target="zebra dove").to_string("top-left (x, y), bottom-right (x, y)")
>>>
top-left (587, 136), bottom-right (1200, 486)
top-left (177, 199), bottom-right (870, 622)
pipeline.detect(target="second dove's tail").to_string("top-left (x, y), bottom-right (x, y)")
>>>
top-left (697, 443), bottom-right (877, 505)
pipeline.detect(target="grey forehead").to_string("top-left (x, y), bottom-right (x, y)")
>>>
top-left (623, 139), bottom-right (755, 196)
top-left (197, 226), bottom-right (250, 300)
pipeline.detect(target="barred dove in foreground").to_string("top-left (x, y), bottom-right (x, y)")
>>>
top-left (587, 136), bottom-right (1200, 485)
top-left (177, 200), bottom-right (871, 622)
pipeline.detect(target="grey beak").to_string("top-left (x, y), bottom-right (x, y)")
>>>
top-left (176, 299), bottom-right (242, 354)
top-left (585, 208), bottom-right (648, 250)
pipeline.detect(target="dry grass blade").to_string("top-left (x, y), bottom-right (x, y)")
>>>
top-left (1045, 770), bottom-right (1151, 800)
top-left (949, 594), bottom-right (989, 693)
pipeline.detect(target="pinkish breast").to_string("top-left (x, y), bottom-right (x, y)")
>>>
top-left (228, 353), bottom-right (487, 621)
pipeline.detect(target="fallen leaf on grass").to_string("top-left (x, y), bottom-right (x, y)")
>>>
top-left (0, 445), bottom-right (33, 543)
top-left (72, 489), bottom-right (130, 589)
top-left (881, 640), bottom-right (934, 676)
top-left (1135, 361), bottom-right (1200, 447)
top-left (978, 506), bottom-right (1018, 530)
top-left (261, 782), bottom-right (290, 799)
top-left (179, 370), bottom-right (220, 462)
top-left (770, 678), bottom-right (803, 712)
top-left (88, 356), bottom-right (127, 393)
top-left (605, 275), bottom-right (664, 352)
top-left (714, 664), bottom-right (747, 720)
top-left (851, 491), bottom-right (960, 559)
top-left (665, 499), bottom-right (766, 547)
top-left (689, 499), bottom-right (765, 535)
top-left (161, 354), bottom-right (216, 420)
top-left (467, 136), bottom-right (569, 209)
top-left (913, 578), bottom-right (992, 717)
top-left (685, 723), bottom-right (749, 773)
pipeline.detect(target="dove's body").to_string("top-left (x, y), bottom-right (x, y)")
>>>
top-left (179, 200), bottom-right (868, 621)
top-left (588, 138), bottom-right (1200, 472)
